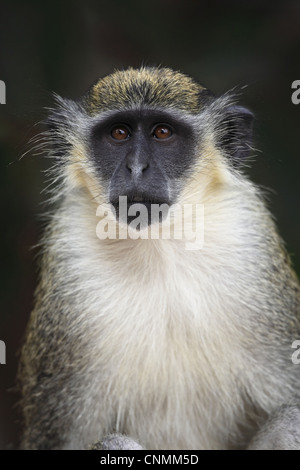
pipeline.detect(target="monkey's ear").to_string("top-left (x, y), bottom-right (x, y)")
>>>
top-left (217, 105), bottom-right (254, 165)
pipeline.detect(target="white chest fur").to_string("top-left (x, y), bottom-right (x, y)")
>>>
top-left (63, 234), bottom-right (256, 448)
top-left (55, 193), bottom-right (287, 449)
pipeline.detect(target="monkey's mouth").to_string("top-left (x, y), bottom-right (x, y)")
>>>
top-left (110, 195), bottom-right (170, 227)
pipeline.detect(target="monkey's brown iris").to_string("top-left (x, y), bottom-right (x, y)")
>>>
top-left (111, 127), bottom-right (129, 140)
top-left (153, 125), bottom-right (172, 139)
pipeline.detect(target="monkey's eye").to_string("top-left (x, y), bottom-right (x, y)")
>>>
top-left (153, 125), bottom-right (173, 140)
top-left (111, 126), bottom-right (130, 141)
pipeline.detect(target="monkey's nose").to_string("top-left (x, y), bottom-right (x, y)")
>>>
top-left (126, 153), bottom-right (149, 178)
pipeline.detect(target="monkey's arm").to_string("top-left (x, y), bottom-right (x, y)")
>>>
top-left (247, 406), bottom-right (300, 450)
top-left (90, 434), bottom-right (144, 450)
top-left (92, 407), bottom-right (300, 450)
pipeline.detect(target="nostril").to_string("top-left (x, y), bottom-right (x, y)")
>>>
top-left (126, 161), bottom-right (132, 173)
top-left (126, 161), bottom-right (149, 175)
top-left (126, 152), bottom-right (149, 175)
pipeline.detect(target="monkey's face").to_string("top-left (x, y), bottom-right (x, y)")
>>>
top-left (48, 67), bottom-right (253, 230)
top-left (90, 108), bottom-right (196, 226)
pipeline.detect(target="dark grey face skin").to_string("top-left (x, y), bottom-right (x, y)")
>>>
top-left (90, 108), bottom-right (197, 226)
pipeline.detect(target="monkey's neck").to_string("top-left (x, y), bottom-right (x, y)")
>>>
top-left (47, 183), bottom-right (280, 325)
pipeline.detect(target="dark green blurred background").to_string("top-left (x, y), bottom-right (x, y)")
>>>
top-left (0, 0), bottom-right (299, 449)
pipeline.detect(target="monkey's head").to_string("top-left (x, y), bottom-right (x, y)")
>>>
top-left (47, 67), bottom-right (253, 227)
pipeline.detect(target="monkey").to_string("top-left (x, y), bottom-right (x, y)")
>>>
top-left (17, 66), bottom-right (300, 450)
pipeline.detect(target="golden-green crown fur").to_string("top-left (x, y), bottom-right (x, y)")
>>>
top-left (84, 67), bottom-right (211, 115)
